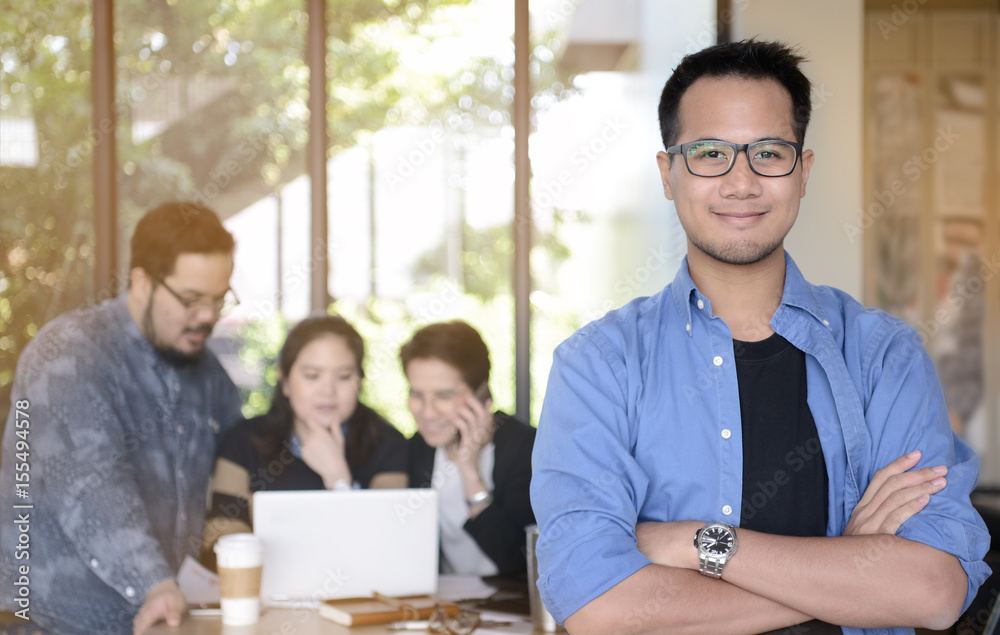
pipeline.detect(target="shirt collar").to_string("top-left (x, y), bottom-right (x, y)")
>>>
top-left (669, 256), bottom-right (698, 337)
top-left (669, 250), bottom-right (831, 335)
top-left (775, 251), bottom-right (831, 328)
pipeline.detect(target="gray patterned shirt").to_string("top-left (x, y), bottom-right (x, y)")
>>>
top-left (0, 295), bottom-right (241, 634)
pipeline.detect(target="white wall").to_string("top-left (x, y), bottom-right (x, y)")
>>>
top-left (736, 1), bottom-right (865, 299)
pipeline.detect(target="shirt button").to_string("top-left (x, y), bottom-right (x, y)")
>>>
top-left (90, 558), bottom-right (99, 569)
top-left (713, 356), bottom-right (723, 366)
top-left (174, 383), bottom-right (181, 392)
top-left (722, 505), bottom-right (733, 516)
top-left (822, 319), bottom-right (830, 326)
top-left (721, 429), bottom-right (731, 439)
top-left (177, 425), bottom-right (184, 435)
top-left (125, 586), bottom-right (135, 598)
top-left (697, 299), bottom-right (705, 310)
top-left (685, 323), bottom-right (691, 332)
top-left (180, 511), bottom-right (188, 522)
top-left (177, 469), bottom-right (185, 479)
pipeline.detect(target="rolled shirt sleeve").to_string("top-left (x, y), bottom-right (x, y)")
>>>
top-left (859, 324), bottom-right (991, 612)
top-left (531, 328), bottom-right (654, 624)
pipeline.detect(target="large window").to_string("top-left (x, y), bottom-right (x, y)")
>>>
top-left (0, 0), bottom-right (570, 432)
top-left (1, 3), bottom-right (96, 416)
top-left (1, 0), bottom-right (707, 434)
top-left (318, 1), bottom-right (527, 429)
top-left (114, 0), bottom-right (310, 279)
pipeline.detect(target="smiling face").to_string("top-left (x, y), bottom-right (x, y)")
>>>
top-left (405, 357), bottom-right (474, 448)
top-left (281, 334), bottom-right (361, 431)
top-left (656, 76), bottom-right (814, 267)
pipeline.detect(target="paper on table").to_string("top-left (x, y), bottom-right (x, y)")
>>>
top-left (476, 618), bottom-right (534, 634)
top-left (435, 575), bottom-right (499, 602)
top-left (478, 609), bottom-right (530, 624)
top-left (177, 555), bottom-right (221, 605)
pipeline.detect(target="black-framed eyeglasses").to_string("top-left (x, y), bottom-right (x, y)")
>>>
top-left (666, 139), bottom-right (803, 178)
top-left (152, 276), bottom-right (240, 315)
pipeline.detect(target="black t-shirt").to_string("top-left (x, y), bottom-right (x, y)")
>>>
top-left (735, 333), bottom-right (841, 635)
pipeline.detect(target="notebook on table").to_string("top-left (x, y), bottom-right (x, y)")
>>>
top-left (252, 489), bottom-right (439, 606)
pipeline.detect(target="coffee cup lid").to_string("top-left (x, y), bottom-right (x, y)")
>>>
top-left (214, 533), bottom-right (263, 554)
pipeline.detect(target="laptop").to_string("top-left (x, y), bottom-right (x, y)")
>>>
top-left (252, 489), bottom-right (439, 606)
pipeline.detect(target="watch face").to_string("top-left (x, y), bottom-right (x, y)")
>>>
top-left (700, 526), bottom-right (734, 555)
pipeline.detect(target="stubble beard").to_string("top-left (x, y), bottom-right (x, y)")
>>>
top-left (141, 294), bottom-right (206, 367)
top-left (689, 234), bottom-right (785, 266)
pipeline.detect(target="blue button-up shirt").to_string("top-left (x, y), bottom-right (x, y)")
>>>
top-left (531, 252), bottom-right (990, 635)
top-left (0, 295), bottom-right (241, 634)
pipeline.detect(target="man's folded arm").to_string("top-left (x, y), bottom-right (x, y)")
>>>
top-left (562, 455), bottom-right (960, 635)
top-left (722, 530), bottom-right (967, 629)
top-left (564, 564), bottom-right (813, 635)
top-left (566, 527), bottom-right (965, 635)
top-left (533, 336), bottom-right (812, 634)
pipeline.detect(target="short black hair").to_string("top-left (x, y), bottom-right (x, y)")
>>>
top-left (658, 39), bottom-right (811, 149)
top-left (129, 201), bottom-right (235, 279)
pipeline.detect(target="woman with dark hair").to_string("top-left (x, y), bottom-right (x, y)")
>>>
top-left (401, 320), bottom-right (535, 576)
top-left (203, 315), bottom-right (407, 554)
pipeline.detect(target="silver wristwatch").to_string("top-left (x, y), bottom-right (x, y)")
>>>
top-left (693, 521), bottom-right (738, 578)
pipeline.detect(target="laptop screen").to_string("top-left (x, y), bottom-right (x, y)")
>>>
top-left (252, 489), bottom-right (439, 605)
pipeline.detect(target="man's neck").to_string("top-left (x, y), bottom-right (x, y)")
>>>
top-left (687, 246), bottom-right (786, 342)
top-left (125, 289), bottom-right (145, 332)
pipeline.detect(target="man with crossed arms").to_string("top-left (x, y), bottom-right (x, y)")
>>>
top-left (531, 40), bottom-right (990, 634)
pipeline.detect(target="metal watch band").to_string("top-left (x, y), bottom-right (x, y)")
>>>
top-left (695, 522), bottom-right (737, 579)
top-left (466, 489), bottom-right (492, 506)
top-left (698, 555), bottom-right (727, 578)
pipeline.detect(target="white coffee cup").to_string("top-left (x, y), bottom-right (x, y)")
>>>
top-left (213, 533), bottom-right (264, 626)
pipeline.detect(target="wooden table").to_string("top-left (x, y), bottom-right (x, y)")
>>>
top-left (146, 607), bottom-right (539, 634)
top-left (149, 573), bottom-right (552, 634)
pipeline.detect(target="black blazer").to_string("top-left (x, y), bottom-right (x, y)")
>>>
top-left (407, 412), bottom-right (536, 575)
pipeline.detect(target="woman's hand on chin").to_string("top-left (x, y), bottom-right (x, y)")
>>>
top-left (298, 416), bottom-right (352, 488)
